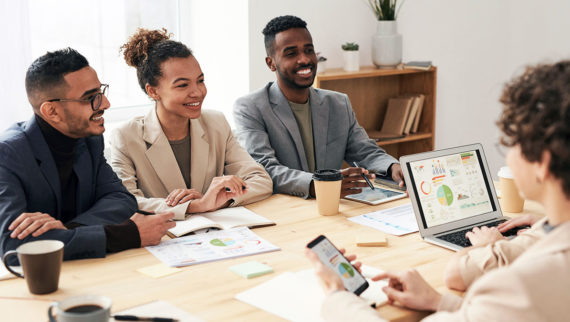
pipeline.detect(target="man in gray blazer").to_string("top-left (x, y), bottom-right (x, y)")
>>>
top-left (233, 15), bottom-right (404, 198)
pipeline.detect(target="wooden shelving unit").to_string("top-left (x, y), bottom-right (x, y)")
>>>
top-left (314, 66), bottom-right (437, 159)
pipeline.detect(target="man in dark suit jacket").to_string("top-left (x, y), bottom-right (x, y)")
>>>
top-left (0, 48), bottom-right (175, 262)
top-left (233, 15), bottom-right (404, 198)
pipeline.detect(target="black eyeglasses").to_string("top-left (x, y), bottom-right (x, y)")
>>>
top-left (47, 84), bottom-right (109, 111)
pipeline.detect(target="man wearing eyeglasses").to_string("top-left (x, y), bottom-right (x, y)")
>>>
top-left (0, 48), bottom-right (175, 262)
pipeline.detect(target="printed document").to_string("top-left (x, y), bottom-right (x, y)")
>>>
top-left (146, 227), bottom-right (280, 267)
top-left (349, 203), bottom-right (419, 236)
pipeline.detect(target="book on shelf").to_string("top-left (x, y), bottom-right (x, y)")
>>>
top-left (411, 94), bottom-right (425, 133)
top-left (403, 61), bottom-right (432, 71)
top-left (371, 97), bottom-right (413, 140)
top-left (167, 206), bottom-right (275, 238)
top-left (398, 93), bottom-right (425, 134)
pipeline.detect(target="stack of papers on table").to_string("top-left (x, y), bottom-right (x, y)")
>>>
top-left (236, 266), bottom-right (388, 322)
top-left (113, 300), bottom-right (203, 322)
top-left (168, 206), bottom-right (275, 238)
top-left (146, 227), bottom-right (280, 267)
top-left (349, 203), bottom-right (419, 236)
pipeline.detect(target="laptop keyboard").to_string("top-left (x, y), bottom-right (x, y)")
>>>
top-left (437, 219), bottom-right (530, 248)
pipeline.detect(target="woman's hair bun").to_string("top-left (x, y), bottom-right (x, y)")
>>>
top-left (121, 28), bottom-right (172, 67)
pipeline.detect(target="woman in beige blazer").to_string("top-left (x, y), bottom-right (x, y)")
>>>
top-left (109, 29), bottom-right (272, 220)
top-left (307, 60), bottom-right (570, 321)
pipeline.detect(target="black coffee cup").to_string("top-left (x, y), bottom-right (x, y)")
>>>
top-left (2, 240), bottom-right (64, 294)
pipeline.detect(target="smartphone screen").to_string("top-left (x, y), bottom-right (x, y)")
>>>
top-left (307, 235), bottom-right (369, 295)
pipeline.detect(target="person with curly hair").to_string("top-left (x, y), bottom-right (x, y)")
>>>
top-left (233, 15), bottom-right (403, 199)
top-left (306, 61), bottom-right (570, 321)
top-left (109, 29), bottom-right (272, 219)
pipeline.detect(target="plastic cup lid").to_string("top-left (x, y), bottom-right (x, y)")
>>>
top-left (498, 166), bottom-right (514, 179)
top-left (313, 169), bottom-right (343, 181)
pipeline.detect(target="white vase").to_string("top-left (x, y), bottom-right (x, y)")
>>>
top-left (343, 50), bottom-right (360, 72)
top-left (372, 20), bottom-right (402, 68)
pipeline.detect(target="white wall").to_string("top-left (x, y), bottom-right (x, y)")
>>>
top-left (399, 0), bottom-right (570, 176)
top-left (248, 0), bottom-right (570, 177)
top-left (248, 0), bottom-right (376, 91)
top-left (181, 0), bottom-right (249, 126)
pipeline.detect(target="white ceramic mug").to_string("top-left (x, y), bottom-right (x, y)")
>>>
top-left (48, 295), bottom-right (111, 322)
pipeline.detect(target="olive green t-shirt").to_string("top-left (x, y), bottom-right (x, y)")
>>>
top-left (169, 134), bottom-right (191, 189)
top-left (289, 100), bottom-right (316, 173)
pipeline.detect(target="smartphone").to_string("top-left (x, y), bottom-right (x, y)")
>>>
top-left (374, 175), bottom-right (406, 191)
top-left (307, 235), bottom-right (369, 295)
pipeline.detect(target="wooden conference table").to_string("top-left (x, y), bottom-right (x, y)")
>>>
top-left (0, 193), bottom-right (544, 321)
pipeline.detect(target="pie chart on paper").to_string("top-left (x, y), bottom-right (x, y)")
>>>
top-left (210, 238), bottom-right (236, 247)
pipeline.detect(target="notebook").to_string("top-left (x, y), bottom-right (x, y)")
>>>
top-left (167, 207), bottom-right (275, 238)
top-left (400, 143), bottom-right (507, 251)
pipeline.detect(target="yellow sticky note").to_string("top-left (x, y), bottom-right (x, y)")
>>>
top-left (137, 263), bottom-right (181, 278)
top-left (356, 230), bottom-right (389, 247)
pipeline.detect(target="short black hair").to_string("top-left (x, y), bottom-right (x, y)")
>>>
top-left (25, 47), bottom-right (89, 110)
top-left (262, 15), bottom-right (308, 56)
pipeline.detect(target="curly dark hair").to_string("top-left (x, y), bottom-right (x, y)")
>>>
top-left (25, 47), bottom-right (89, 110)
top-left (497, 60), bottom-right (570, 197)
top-left (120, 28), bottom-right (192, 94)
top-left (262, 15), bottom-right (308, 56)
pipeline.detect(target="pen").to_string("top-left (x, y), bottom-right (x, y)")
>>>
top-left (113, 315), bottom-right (178, 322)
top-left (351, 161), bottom-right (375, 190)
top-left (136, 209), bottom-right (154, 215)
top-left (225, 185), bottom-right (247, 192)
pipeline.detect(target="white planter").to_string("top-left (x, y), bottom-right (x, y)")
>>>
top-left (317, 60), bottom-right (327, 74)
top-left (372, 20), bottom-right (402, 68)
top-left (343, 50), bottom-right (360, 72)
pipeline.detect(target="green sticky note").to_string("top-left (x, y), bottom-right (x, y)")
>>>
top-left (229, 261), bottom-right (273, 279)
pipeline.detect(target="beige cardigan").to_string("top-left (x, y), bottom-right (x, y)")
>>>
top-left (322, 220), bottom-right (570, 322)
top-left (458, 217), bottom-right (546, 287)
top-left (109, 108), bottom-right (272, 219)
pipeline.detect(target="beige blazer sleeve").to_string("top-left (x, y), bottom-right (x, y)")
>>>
top-left (458, 217), bottom-right (546, 286)
top-left (221, 123), bottom-right (274, 206)
top-left (109, 117), bottom-right (190, 220)
top-left (109, 109), bottom-right (272, 220)
top-left (323, 222), bottom-right (570, 322)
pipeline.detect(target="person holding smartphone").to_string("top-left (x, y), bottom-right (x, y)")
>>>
top-left (306, 61), bottom-right (570, 321)
top-left (307, 235), bottom-right (369, 296)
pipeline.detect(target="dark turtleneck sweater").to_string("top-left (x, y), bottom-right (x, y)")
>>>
top-left (36, 115), bottom-right (140, 253)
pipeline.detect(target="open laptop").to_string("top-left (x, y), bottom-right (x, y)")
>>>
top-left (400, 143), bottom-right (508, 251)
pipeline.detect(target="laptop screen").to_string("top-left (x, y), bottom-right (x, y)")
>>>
top-left (406, 150), bottom-right (497, 228)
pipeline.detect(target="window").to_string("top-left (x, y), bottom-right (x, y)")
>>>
top-left (0, 0), bottom-right (249, 132)
top-left (28, 0), bottom-right (180, 125)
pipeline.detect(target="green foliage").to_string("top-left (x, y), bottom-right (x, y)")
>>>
top-left (366, 0), bottom-right (405, 20)
top-left (341, 42), bottom-right (359, 51)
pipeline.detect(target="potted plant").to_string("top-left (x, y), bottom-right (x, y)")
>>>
top-left (366, 0), bottom-right (405, 68)
top-left (341, 42), bottom-right (360, 72)
top-left (317, 52), bottom-right (327, 74)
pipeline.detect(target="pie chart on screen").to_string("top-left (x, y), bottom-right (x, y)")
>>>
top-left (338, 262), bottom-right (355, 278)
top-left (437, 185), bottom-right (454, 206)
